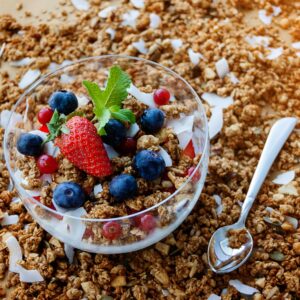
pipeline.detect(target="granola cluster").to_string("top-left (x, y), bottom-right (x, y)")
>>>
top-left (0, 0), bottom-right (300, 299)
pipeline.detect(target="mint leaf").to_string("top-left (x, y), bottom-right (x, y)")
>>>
top-left (96, 108), bottom-right (111, 135)
top-left (83, 66), bottom-right (132, 135)
top-left (111, 109), bottom-right (136, 124)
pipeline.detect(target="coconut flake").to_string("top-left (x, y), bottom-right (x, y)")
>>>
top-left (121, 10), bottom-right (140, 28)
top-left (208, 294), bottom-right (221, 300)
top-left (258, 10), bottom-right (272, 25)
top-left (158, 146), bottom-right (172, 167)
top-left (130, 0), bottom-right (144, 8)
top-left (99, 5), bottom-right (118, 18)
top-left (259, 6), bottom-right (281, 25)
top-left (1, 214), bottom-right (19, 226)
top-left (41, 174), bottom-right (52, 184)
top-left (105, 28), bottom-right (116, 40)
top-left (227, 73), bottom-right (240, 84)
top-left (170, 39), bottom-right (183, 50)
top-left (0, 110), bottom-right (22, 129)
top-left (278, 183), bottom-right (298, 196)
top-left (19, 69), bottom-right (41, 89)
top-left (71, 0), bottom-right (89, 11)
top-left (12, 197), bottom-right (21, 203)
top-left (245, 36), bottom-right (270, 47)
top-left (213, 195), bottom-right (223, 215)
top-left (292, 42), bottom-right (300, 49)
top-left (177, 131), bottom-right (193, 149)
top-left (3, 234), bottom-right (23, 273)
top-left (76, 94), bottom-right (89, 107)
top-left (167, 115), bottom-right (194, 135)
top-left (215, 58), bottom-right (230, 78)
top-left (229, 279), bottom-right (259, 295)
top-left (93, 183), bottom-right (103, 195)
top-left (209, 107), bottom-right (223, 139)
top-left (272, 170), bottom-right (295, 185)
top-left (127, 84), bottom-right (155, 107)
top-left (0, 43), bottom-right (6, 58)
top-left (19, 268), bottom-right (44, 283)
top-left (10, 58), bottom-right (34, 67)
top-left (60, 74), bottom-right (75, 84)
top-left (132, 39), bottom-right (148, 54)
top-left (64, 244), bottom-right (75, 264)
top-left (126, 123), bottom-right (140, 137)
top-left (188, 48), bottom-right (204, 65)
top-left (266, 47), bottom-right (283, 60)
top-left (103, 143), bottom-right (119, 159)
top-left (149, 13), bottom-right (161, 28)
top-left (202, 93), bottom-right (233, 109)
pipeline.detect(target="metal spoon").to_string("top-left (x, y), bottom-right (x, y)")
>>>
top-left (208, 117), bottom-right (297, 273)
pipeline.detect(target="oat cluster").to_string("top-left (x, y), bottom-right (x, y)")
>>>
top-left (0, 0), bottom-right (300, 299)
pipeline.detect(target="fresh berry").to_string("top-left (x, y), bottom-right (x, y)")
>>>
top-left (39, 124), bottom-right (49, 133)
top-left (133, 150), bottom-right (165, 181)
top-left (102, 119), bottom-right (126, 148)
top-left (49, 90), bottom-right (78, 115)
top-left (53, 182), bottom-right (86, 209)
top-left (182, 140), bottom-right (195, 158)
top-left (37, 107), bottom-right (53, 124)
top-left (154, 88), bottom-right (171, 106)
top-left (102, 221), bottom-right (122, 240)
top-left (17, 133), bottom-right (44, 157)
top-left (55, 116), bottom-right (112, 177)
top-left (109, 174), bottom-right (137, 202)
top-left (139, 214), bottom-right (156, 232)
top-left (37, 154), bottom-right (58, 174)
top-left (140, 108), bottom-right (165, 134)
top-left (187, 166), bottom-right (200, 183)
top-left (118, 137), bottom-right (137, 155)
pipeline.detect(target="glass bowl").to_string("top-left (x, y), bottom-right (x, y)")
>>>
top-left (4, 55), bottom-right (209, 254)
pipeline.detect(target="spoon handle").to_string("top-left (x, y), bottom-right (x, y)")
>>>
top-left (238, 117), bottom-right (297, 225)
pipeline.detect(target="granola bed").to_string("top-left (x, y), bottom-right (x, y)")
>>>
top-left (0, 0), bottom-right (300, 299)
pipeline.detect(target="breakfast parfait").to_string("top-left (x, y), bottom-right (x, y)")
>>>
top-left (6, 58), bottom-right (209, 253)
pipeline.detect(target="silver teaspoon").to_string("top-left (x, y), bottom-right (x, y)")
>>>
top-left (208, 117), bottom-right (297, 274)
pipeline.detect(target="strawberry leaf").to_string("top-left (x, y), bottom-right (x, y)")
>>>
top-left (43, 110), bottom-right (67, 144)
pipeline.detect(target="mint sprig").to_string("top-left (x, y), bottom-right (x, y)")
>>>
top-left (83, 66), bottom-right (135, 135)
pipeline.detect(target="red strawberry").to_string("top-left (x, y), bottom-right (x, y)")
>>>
top-left (182, 140), bottom-right (195, 158)
top-left (55, 116), bottom-right (112, 177)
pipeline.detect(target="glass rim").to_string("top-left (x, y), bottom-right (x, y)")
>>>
top-left (4, 54), bottom-right (209, 222)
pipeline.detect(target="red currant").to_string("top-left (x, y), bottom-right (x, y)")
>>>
top-left (37, 107), bottom-right (53, 124)
top-left (187, 166), bottom-right (200, 183)
top-left (39, 124), bottom-right (49, 133)
top-left (102, 221), bottom-right (122, 240)
top-left (118, 137), bottom-right (137, 155)
top-left (37, 154), bottom-right (58, 174)
top-left (140, 214), bottom-right (156, 232)
top-left (153, 88), bottom-right (171, 106)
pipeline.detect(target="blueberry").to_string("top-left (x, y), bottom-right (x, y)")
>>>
top-left (102, 119), bottom-right (126, 148)
top-left (16, 133), bottom-right (43, 157)
top-left (133, 150), bottom-right (165, 181)
top-left (53, 182), bottom-right (86, 209)
top-left (109, 174), bottom-right (137, 202)
top-left (49, 90), bottom-right (78, 115)
top-left (140, 108), bottom-right (165, 134)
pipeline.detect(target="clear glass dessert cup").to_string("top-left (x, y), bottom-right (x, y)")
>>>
top-left (4, 55), bottom-right (209, 254)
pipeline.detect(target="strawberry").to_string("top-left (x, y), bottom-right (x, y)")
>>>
top-left (182, 140), bottom-right (195, 159)
top-left (54, 116), bottom-right (112, 177)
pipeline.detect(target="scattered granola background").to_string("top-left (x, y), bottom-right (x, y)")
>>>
top-left (0, 0), bottom-right (300, 299)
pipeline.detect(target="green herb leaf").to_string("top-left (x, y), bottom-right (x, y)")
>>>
top-left (83, 66), bottom-right (133, 135)
top-left (111, 109), bottom-right (136, 124)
